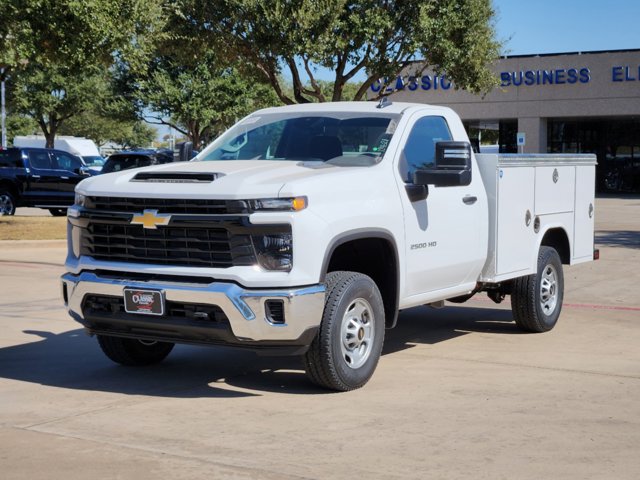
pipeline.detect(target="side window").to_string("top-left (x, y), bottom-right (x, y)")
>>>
top-left (402, 116), bottom-right (453, 182)
top-left (52, 152), bottom-right (82, 171)
top-left (28, 151), bottom-right (52, 169)
top-left (0, 150), bottom-right (22, 168)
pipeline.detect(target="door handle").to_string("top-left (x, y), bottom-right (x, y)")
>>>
top-left (60, 176), bottom-right (69, 179)
top-left (462, 195), bottom-right (477, 205)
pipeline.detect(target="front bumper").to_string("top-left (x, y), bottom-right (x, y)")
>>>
top-left (61, 271), bottom-right (325, 353)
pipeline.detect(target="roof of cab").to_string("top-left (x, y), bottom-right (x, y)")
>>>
top-left (254, 101), bottom-right (443, 116)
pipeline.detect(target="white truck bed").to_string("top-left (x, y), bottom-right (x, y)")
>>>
top-left (476, 153), bottom-right (597, 283)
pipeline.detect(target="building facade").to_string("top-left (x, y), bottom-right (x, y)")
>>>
top-left (376, 49), bottom-right (640, 192)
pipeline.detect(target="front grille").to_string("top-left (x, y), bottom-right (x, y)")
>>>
top-left (86, 196), bottom-right (250, 215)
top-left (80, 223), bottom-right (255, 268)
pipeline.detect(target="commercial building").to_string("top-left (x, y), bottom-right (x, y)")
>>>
top-left (376, 49), bottom-right (640, 192)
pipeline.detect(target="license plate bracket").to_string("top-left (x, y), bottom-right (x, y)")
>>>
top-left (123, 288), bottom-right (165, 316)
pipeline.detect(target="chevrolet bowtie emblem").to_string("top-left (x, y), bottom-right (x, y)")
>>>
top-left (130, 209), bottom-right (171, 229)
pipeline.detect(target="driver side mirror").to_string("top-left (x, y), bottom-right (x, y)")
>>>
top-left (413, 141), bottom-right (472, 187)
top-left (175, 141), bottom-right (194, 162)
top-left (75, 166), bottom-right (92, 176)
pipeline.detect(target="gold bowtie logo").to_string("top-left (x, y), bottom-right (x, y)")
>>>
top-left (130, 209), bottom-right (171, 229)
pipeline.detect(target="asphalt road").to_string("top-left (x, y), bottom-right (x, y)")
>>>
top-left (1, 197), bottom-right (638, 479)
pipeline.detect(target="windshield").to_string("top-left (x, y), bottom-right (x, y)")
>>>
top-left (199, 113), bottom-right (400, 164)
top-left (82, 156), bottom-right (105, 167)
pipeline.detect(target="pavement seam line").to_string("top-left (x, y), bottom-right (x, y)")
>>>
top-left (0, 260), bottom-right (63, 267)
top-left (12, 425), bottom-right (318, 480)
top-left (412, 353), bottom-right (640, 380)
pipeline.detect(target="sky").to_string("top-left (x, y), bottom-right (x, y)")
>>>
top-left (494, 0), bottom-right (640, 56)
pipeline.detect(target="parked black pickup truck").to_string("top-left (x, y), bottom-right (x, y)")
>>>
top-left (0, 147), bottom-right (91, 216)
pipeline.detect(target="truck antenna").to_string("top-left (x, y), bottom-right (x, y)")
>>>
top-left (376, 97), bottom-right (391, 109)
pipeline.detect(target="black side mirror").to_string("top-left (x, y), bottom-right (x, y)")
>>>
top-left (75, 166), bottom-right (91, 176)
top-left (413, 141), bottom-right (472, 187)
top-left (175, 141), bottom-right (194, 162)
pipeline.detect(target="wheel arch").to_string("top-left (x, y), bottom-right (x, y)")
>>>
top-left (320, 229), bottom-right (400, 329)
top-left (0, 179), bottom-right (20, 199)
top-left (539, 226), bottom-right (571, 264)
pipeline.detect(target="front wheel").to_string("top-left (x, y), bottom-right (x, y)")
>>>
top-left (97, 335), bottom-right (174, 366)
top-left (304, 271), bottom-right (385, 391)
top-left (511, 246), bottom-right (564, 332)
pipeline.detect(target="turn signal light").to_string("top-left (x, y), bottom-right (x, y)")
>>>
top-left (292, 197), bottom-right (307, 211)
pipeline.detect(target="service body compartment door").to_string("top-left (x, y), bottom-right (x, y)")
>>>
top-left (535, 166), bottom-right (575, 214)
top-left (573, 166), bottom-right (596, 261)
top-left (496, 166), bottom-right (536, 275)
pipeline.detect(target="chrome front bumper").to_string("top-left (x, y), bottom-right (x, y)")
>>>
top-left (61, 271), bottom-right (325, 345)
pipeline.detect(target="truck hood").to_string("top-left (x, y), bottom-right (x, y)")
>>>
top-left (77, 159), bottom-right (359, 198)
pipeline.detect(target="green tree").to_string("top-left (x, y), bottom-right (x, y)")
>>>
top-left (141, 58), bottom-right (279, 150)
top-left (10, 65), bottom-right (108, 147)
top-left (58, 110), bottom-right (129, 147)
top-left (0, 0), bottom-right (165, 72)
top-left (6, 114), bottom-right (38, 143)
top-left (1, 0), bottom-right (165, 147)
top-left (186, 0), bottom-right (501, 103)
top-left (111, 121), bottom-right (157, 149)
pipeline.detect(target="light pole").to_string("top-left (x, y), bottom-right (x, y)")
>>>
top-left (1, 67), bottom-right (7, 149)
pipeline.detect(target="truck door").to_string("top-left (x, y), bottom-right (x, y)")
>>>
top-left (24, 150), bottom-right (58, 206)
top-left (395, 114), bottom-right (485, 297)
top-left (50, 151), bottom-right (86, 204)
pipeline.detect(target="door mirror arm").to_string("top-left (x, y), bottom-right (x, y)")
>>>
top-left (405, 183), bottom-right (428, 202)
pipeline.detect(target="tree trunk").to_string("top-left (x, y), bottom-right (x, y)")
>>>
top-left (191, 131), bottom-right (201, 151)
top-left (37, 117), bottom-right (56, 148)
top-left (44, 129), bottom-right (55, 148)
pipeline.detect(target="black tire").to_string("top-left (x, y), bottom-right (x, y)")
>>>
top-left (0, 190), bottom-right (16, 216)
top-left (97, 335), bottom-right (174, 366)
top-left (304, 271), bottom-right (385, 391)
top-left (511, 246), bottom-right (564, 333)
top-left (48, 208), bottom-right (67, 216)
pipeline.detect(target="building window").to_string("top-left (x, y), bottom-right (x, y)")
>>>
top-left (499, 120), bottom-right (518, 153)
top-left (547, 118), bottom-right (640, 192)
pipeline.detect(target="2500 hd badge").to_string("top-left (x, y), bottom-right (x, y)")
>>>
top-left (411, 241), bottom-right (437, 250)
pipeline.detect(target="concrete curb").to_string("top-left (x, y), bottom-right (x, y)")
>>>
top-left (0, 239), bottom-right (67, 249)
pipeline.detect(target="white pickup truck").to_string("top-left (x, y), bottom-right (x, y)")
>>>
top-left (61, 101), bottom-right (597, 391)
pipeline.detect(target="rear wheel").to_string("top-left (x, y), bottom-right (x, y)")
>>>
top-left (511, 246), bottom-right (564, 332)
top-left (304, 271), bottom-right (385, 391)
top-left (48, 208), bottom-right (67, 216)
top-left (97, 335), bottom-right (174, 366)
top-left (0, 191), bottom-right (16, 216)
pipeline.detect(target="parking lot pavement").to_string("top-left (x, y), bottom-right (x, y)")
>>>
top-left (0, 197), bottom-right (639, 480)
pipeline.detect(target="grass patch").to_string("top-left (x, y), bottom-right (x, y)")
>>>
top-left (0, 215), bottom-right (67, 240)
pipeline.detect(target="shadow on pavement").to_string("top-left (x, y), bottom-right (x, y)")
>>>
top-left (596, 230), bottom-right (640, 249)
top-left (0, 305), bottom-right (516, 397)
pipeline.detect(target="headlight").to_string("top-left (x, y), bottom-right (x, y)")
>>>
top-left (67, 193), bottom-right (86, 218)
top-left (252, 234), bottom-right (293, 271)
top-left (74, 193), bottom-right (86, 207)
top-left (250, 197), bottom-right (307, 212)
